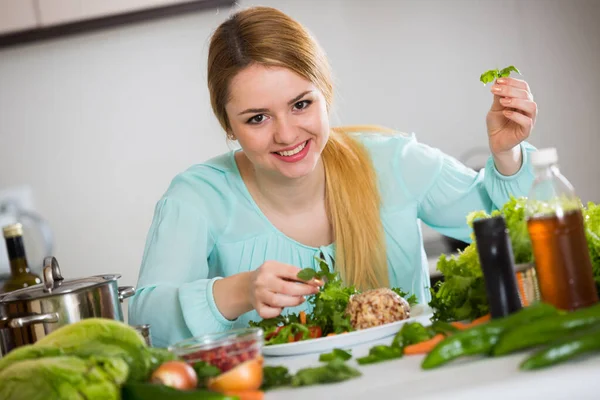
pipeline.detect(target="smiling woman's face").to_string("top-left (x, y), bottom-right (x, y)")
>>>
top-left (225, 64), bottom-right (330, 180)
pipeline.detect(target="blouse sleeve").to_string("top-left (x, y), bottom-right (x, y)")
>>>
top-left (128, 197), bottom-right (234, 347)
top-left (395, 136), bottom-right (536, 243)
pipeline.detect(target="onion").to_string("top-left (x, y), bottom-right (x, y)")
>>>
top-left (150, 360), bottom-right (198, 390)
top-left (207, 356), bottom-right (263, 392)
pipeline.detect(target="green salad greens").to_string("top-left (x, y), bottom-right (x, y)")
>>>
top-left (249, 257), bottom-right (417, 344)
top-left (429, 197), bottom-right (600, 322)
top-left (480, 65), bottom-right (521, 85)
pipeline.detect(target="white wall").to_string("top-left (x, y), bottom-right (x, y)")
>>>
top-left (1, 0), bottom-right (599, 298)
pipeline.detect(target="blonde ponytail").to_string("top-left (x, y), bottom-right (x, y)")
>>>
top-left (323, 125), bottom-right (395, 290)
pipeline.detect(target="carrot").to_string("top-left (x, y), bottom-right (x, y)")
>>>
top-left (299, 311), bottom-right (307, 325)
top-left (403, 334), bottom-right (445, 355)
top-left (223, 390), bottom-right (264, 400)
top-left (326, 333), bottom-right (336, 337)
top-left (469, 314), bottom-right (491, 326)
top-left (450, 321), bottom-right (469, 330)
top-left (451, 314), bottom-right (491, 330)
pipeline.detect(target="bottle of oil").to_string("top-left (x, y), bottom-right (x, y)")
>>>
top-left (526, 148), bottom-right (598, 310)
top-left (1, 223), bottom-right (42, 293)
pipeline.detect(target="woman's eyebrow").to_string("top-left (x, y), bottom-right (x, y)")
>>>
top-left (237, 90), bottom-right (313, 116)
top-left (287, 90), bottom-right (313, 105)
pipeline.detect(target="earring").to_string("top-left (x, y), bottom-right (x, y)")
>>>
top-left (227, 132), bottom-right (236, 141)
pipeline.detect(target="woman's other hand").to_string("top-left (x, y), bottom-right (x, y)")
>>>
top-left (486, 77), bottom-right (538, 175)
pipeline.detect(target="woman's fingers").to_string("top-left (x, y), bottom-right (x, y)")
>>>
top-left (263, 261), bottom-right (322, 287)
top-left (499, 97), bottom-right (538, 121)
top-left (491, 84), bottom-right (532, 101)
top-left (256, 304), bottom-right (283, 319)
top-left (502, 109), bottom-right (533, 139)
top-left (273, 278), bottom-right (320, 296)
top-left (496, 77), bottom-right (531, 92)
top-left (263, 291), bottom-right (307, 309)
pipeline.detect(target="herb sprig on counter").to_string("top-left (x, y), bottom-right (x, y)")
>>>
top-left (318, 348), bottom-right (352, 362)
top-left (356, 322), bottom-right (435, 365)
top-left (262, 356), bottom-right (361, 391)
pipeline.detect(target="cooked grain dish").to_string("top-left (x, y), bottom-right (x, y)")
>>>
top-left (345, 288), bottom-right (411, 330)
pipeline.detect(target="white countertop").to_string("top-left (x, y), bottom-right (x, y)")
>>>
top-left (263, 334), bottom-right (600, 399)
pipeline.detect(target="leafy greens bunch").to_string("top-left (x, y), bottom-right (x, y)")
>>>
top-left (429, 197), bottom-right (600, 322)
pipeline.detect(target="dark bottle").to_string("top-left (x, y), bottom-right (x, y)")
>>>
top-left (473, 216), bottom-right (522, 318)
top-left (1, 223), bottom-right (42, 293)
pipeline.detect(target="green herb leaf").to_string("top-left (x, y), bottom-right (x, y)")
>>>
top-left (480, 69), bottom-right (499, 85)
top-left (391, 322), bottom-right (435, 351)
top-left (297, 268), bottom-right (317, 281)
top-left (291, 359), bottom-right (361, 386)
top-left (262, 365), bottom-right (293, 391)
top-left (356, 345), bottom-right (403, 365)
top-left (499, 65), bottom-right (521, 77)
top-left (390, 288), bottom-right (418, 306)
top-left (480, 65), bottom-right (521, 85)
top-left (191, 361), bottom-right (221, 388)
top-left (318, 348), bottom-right (352, 362)
top-left (430, 321), bottom-right (459, 336)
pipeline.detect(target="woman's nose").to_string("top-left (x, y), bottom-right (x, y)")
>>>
top-left (273, 117), bottom-right (298, 144)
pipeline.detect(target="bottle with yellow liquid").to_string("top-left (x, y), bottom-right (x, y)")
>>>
top-left (526, 148), bottom-right (598, 310)
top-left (1, 223), bottom-right (42, 293)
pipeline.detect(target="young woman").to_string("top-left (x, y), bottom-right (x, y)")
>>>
top-left (129, 6), bottom-right (538, 347)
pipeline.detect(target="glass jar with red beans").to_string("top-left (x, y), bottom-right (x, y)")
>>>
top-left (169, 327), bottom-right (263, 373)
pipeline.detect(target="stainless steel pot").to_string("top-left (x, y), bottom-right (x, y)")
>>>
top-left (0, 256), bottom-right (135, 356)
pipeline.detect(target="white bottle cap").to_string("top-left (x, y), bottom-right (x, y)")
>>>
top-left (531, 148), bottom-right (558, 166)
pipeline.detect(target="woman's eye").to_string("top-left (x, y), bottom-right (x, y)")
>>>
top-left (293, 100), bottom-right (312, 111)
top-left (247, 114), bottom-right (266, 124)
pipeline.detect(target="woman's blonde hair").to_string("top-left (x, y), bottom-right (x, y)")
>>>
top-left (207, 6), bottom-right (389, 290)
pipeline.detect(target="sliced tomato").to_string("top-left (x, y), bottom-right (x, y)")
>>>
top-left (265, 326), bottom-right (284, 340)
top-left (293, 326), bottom-right (323, 341)
top-left (309, 326), bottom-right (322, 339)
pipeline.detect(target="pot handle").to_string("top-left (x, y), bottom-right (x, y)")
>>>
top-left (118, 286), bottom-right (136, 302)
top-left (0, 312), bottom-right (60, 329)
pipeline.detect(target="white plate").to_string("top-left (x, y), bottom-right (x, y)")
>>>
top-left (262, 304), bottom-right (433, 357)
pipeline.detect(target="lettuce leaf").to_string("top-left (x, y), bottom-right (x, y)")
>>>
top-left (584, 202), bottom-right (600, 293)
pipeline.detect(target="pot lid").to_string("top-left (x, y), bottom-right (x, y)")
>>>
top-left (0, 256), bottom-right (121, 302)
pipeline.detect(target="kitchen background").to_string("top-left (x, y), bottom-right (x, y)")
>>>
top-left (0, 0), bottom-right (599, 321)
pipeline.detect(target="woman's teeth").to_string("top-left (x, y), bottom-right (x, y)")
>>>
top-left (276, 141), bottom-right (307, 156)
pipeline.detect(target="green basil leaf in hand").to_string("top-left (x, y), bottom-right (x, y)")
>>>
top-left (499, 65), bottom-right (521, 77)
top-left (297, 268), bottom-right (317, 281)
top-left (480, 69), bottom-right (499, 85)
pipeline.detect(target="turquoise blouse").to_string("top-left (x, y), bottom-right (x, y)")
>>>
top-left (128, 132), bottom-right (536, 347)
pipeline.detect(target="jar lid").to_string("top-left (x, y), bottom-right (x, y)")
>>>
top-left (0, 256), bottom-right (120, 302)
